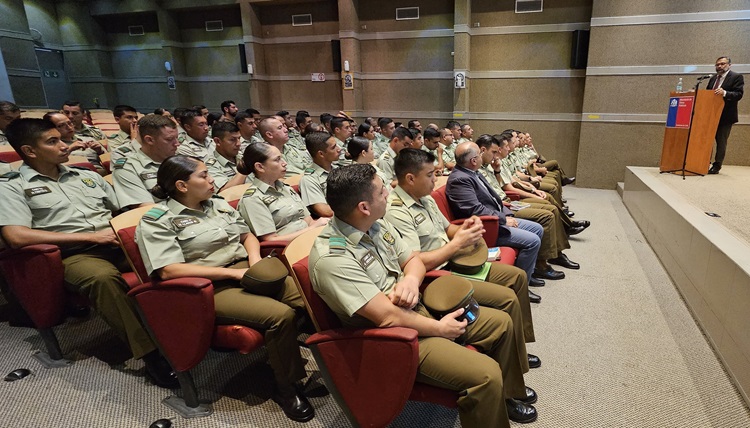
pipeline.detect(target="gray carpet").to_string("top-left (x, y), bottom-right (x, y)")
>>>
top-left (1, 186), bottom-right (749, 427)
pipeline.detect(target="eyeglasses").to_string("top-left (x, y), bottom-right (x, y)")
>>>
top-left (716, 62), bottom-right (729, 66)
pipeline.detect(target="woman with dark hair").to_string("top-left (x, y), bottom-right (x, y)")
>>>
top-left (237, 143), bottom-right (328, 242)
top-left (135, 155), bottom-right (315, 423)
top-left (348, 136), bottom-right (389, 187)
top-left (356, 122), bottom-right (376, 141)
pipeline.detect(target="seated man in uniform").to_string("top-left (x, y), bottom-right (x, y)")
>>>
top-left (205, 121), bottom-right (247, 193)
top-left (309, 164), bottom-right (538, 427)
top-left (259, 117), bottom-right (308, 178)
top-left (219, 100), bottom-right (238, 123)
top-left (421, 127), bottom-right (445, 174)
top-left (330, 116), bottom-right (353, 167)
top-left (63, 100), bottom-right (106, 141)
top-left (440, 127), bottom-right (457, 174)
top-left (235, 110), bottom-right (259, 157)
top-left (44, 112), bottom-right (106, 175)
top-left (300, 131), bottom-right (340, 218)
top-left (113, 114), bottom-right (180, 209)
top-left (176, 109), bottom-right (214, 161)
top-left (0, 118), bottom-right (176, 388)
top-left (376, 126), bottom-right (413, 187)
top-left (0, 101), bottom-right (21, 145)
top-left (107, 105), bottom-right (139, 153)
top-left (373, 117), bottom-right (394, 158)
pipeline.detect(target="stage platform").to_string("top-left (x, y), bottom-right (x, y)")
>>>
top-left (622, 166), bottom-right (750, 406)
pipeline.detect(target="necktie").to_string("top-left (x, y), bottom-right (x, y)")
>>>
top-left (713, 76), bottom-right (721, 90)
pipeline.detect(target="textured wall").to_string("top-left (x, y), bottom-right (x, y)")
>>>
top-left (0, 0), bottom-right (46, 106)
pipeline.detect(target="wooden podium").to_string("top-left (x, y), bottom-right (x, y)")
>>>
top-left (660, 89), bottom-right (724, 176)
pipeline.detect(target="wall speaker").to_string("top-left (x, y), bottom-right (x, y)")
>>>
top-left (331, 40), bottom-right (342, 72)
top-left (570, 30), bottom-right (589, 69)
top-left (238, 44), bottom-right (247, 73)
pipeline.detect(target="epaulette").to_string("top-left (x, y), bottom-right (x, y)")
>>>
top-left (113, 158), bottom-right (128, 169)
top-left (69, 165), bottom-right (94, 172)
top-left (118, 146), bottom-right (133, 154)
top-left (143, 207), bottom-right (167, 221)
top-left (304, 168), bottom-right (315, 174)
top-left (390, 197), bottom-right (403, 207)
top-left (244, 186), bottom-right (257, 197)
top-left (211, 194), bottom-right (225, 200)
top-left (205, 158), bottom-right (217, 166)
top-left (0, 171), bottom-right (21, 181)
top-left (329, 236), bottom-right (346, 254)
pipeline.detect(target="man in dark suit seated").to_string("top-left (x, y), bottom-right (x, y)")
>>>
top-left (707, 56), bottom-right (744, 175)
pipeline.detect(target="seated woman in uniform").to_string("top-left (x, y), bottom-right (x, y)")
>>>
top-left (348, 136), bottom-right (389, 186)
top-left (356, 122), bottom-right (376, 142)
top-left (134, 155), bottom-right (315, 423)
top-left (236, 142), bottom-right (329, 242)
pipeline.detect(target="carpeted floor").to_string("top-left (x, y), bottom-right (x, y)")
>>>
top-left (0, 186), bottom-right (749, 427)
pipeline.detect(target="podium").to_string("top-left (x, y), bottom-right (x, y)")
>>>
top-left (660, 89), bottom-right (724, 176)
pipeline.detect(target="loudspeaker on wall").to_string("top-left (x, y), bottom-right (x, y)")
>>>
top-left (331, 40), bottom-right (342, 72)
top-left (570, 30), bottom-right (589, 69)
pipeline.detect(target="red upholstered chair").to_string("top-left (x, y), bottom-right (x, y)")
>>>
top-left (111, 207), bottom-right (265, 417)
top-left (0, 150), bottom-right (22, 164)
top-left (431, 185), bottom-right (518, 265)
top-left (282, 227), bottom-right (464, 427)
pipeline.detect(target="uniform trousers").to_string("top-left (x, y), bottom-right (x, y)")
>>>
top-left (521, 196), bottom-right (575, 228)
top-left (510, 208), bottom-right (561, 263)
top-left (495, 219), bottom-right (542, 283)
top-left (414, 303), bottom-right (526, 428)
top-left (215, 268), bottom-right (306, 395)
top-left (62, 246), bottom-right (156, 359)
top-left (515, 201), bottom-right (571, 252)
top-left (484, 262), bottom-right (534, 343)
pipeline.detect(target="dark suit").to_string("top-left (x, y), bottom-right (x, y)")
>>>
top-left (446, 166), bottom-right (542, 282)
top-left (707, 70), bottom-right (744, 166)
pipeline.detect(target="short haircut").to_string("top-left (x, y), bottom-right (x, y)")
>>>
top-left (446, 120), bottom-right (460, 129)
top-left (295, 110), bottom-right (310, 126)
top-left (246, 108), bottom-right (260, 116)
top-left (475, 134), bottom-right (498, 150)
top-left (455, 144), bottom-right (479, 166)
top-left (717, 56), bottom-right (732, 64)
top-left (390, 126), bottom-right (413, 142)
top-left (0, 101), bottom-right (20, 114)
top-left (498, 131), bottom-right (513, 143)
top-left (378, 117), bottom-right (393, 129)
top-left (305, 131), bottom-right (333, 157)
top-left (62, 100), bottom-right (82, 109)
top-left (408, 128), bottom-right (421, 139)
top-left (330, 116), bottom-right (349, 131)
top-left (407, 120), bottom-right (420, 128)
top-left (113, 105), bottom-right (137, 118)
top-left (423, 127), bottom-right (440, 140)
top-left (152, 155), bottom-right (202, 200)
top-left (181, 109), bottom-right (203, 126)
top-left (206, 112), bottom-right (222, 127)
top-left (276, 110), bottom-right (289, 118)
top-left (173, 108), bottom-right (188, 124)
top-left (138, 114), bottom-right (177, 140)
top-left (326, 164), bottom-right (378, 217)
top-left (394, 148), bottom-right (435, 181)
top-left (5, 118), bottom-right (57, 159)
top-left (234, 111), bottom-right (253, 124)
top-left (258, 117), bottom-right (279, 136)
top-left (220, 100), bottom-right (235, 112)
top-left (192, 105), bottom-right (207, 111)
top-left (347, 136), bottom-right (371, 161)
top-left (211, 120), bottom-right (240, 139)
top-left (153, 108), bottom-right (168, 115)
top-left (301, 122), bottom-right (323, 137)
top-left (238, 141), bottom-right (274, 175)
top-left (320, 113), bottom-right (334, 126)
top-left (461, 124), bottom-right (471, 132)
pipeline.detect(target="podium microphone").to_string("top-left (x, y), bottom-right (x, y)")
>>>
top-left (696, 74), bottom-right (713, 81)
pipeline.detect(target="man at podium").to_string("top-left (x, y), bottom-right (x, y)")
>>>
top-left (707, 56), bottom-right (744, 175)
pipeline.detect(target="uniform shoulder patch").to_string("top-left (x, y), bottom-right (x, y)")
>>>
top-left (304, 168), bottom-right (315, 174)
top-left (143, 207), bottom-right (167, 221)
top-left (113, 158), bottom-right (128, 169)
top-left (0, 171), bottom-right (20, 181)
top-left (205, 158), bottom-right (217, 166)
top-left (390, 197), bottom-right (403, 207)
top-left (243, 186), bottom-right (257, 197)
top-left (69, 165), bottom-right (94, 172)
top-left (118, 146), bottom-right (132, 154)
top-left (329, 236), bottom-right (346, 254)
top-left (211, 194), bottom-right (225, 200)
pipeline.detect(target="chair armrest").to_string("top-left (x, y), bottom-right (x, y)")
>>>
top-left (260, 240), bottom-right (290, 258)
top-left (421, 269), bottom-right (451, 292)
top-left (504, 189), bottom-right (521, 201)
top-left (497, 246), bottom-right (518, 266)
top-left (127, 278), bottom-right (215, 372)
top-left (449, 215), bottom-right (499, 247)
top-left (306, 326), bottom-right (420, 428)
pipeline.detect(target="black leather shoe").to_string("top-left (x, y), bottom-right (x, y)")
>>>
top-left (529, 276), bottom-right (545, 287)
top-left (528, 354), bottom-right (541, 369)
top-left (533, 266), bottom-right (565, 280)
top-left (143, 353), bottom-right (179, 389)
top-left (566, 225), bottom-right (585, 236)
top-left (708, 164), bottom-right (721, 174)
top-left (572, 220), bottom-right (590, 229)
top-left (274, 389), bottom-right (315, 423)
top-left (565, 210), bottom-right (575, 218)
top-left (528, 290), bottom-right (541, 303)
top-left (562, 176), bottom-right (576, 186)
top-left (548, 253), bottom-right (580, 270)
top-left (562, 198), bottom-right (567, 203)
top-left (505, 398), bottom-right (538, 423)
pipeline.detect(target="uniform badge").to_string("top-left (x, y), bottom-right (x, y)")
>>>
top-left (304, 168), bottom-right (315, 174)
top-left (119, 146), bottom-right (132, 154)
top-left (329, 236), bottom-right (346, 254)
top-left (139, 172), bottom-right (157, 180)
top-left (414, 213), bottom-right (426, 225)
top-left (390, 197), bottom-right (403, 207)
top-left (244, 187), bottom-right (257, 197)
top-left (383, 231), bottom-right (395, 245)
top-left (205, 158), bottom-right (217, 166)
top-left (81, 178), bottom-right (96, 188)
top-left (143, 207), bottom-right (167, 220)
top-left (261, 195), bottom-right (277, 205)
top-left (0, 171), bottom-right (20, 181)
top-left (172, 217), bottom-right (200, 228)
top-left (113, 158), bottom-right (127, 169)
top-left (24, 186), bottom-right (51, 197)
top-left (360, 251), bottom-right (376, 269)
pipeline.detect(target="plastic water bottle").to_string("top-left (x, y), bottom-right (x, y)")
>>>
top-left (676, 78), bottom-right (683, 92)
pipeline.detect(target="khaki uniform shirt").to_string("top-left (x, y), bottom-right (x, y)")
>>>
top-left (385, 186), bottom-right (451, 269)
top-left (0, 130), bottom-right (8, 145)
top-left (376, 146), bottom-right (397, 184)
top-left (478, 164), bottom-right (508, 198)
top-left (309, 217), bottom-right (412, 327)
top-left (107, 130), bottom-right (131, 152)
top-left (282, 142), bottom-right (309, 178)
top-left (110, 139), bottom-right (142, 164)
top-left (497, 161), bottom-right (516, 188)
top-left (66, 137), bottom-right (102, 166)
top-left (176, 135), bottom-right (215, 161)
top-left (76, 123), bottom-right (106, 141)
top-left (373, 134), bottom-right (389, 159)
top-left (238, 177), bottom-right (309, 237)
top-left (206, 151), bottom-right (240, 192)
top-left (299, 163), bottom-right (332, 207)
top-left (441, 143), bottom-right (456, 174)
top-left (0, 162), bottom-right (11, 174)
top-left (333, 137), bottom-right (351, 167)
top-left (135, 196), bottom-right (250, 275)
top-left (112, 149), bottom-right (162, 207)
top-left (0, 164), bottom-right (118, 248)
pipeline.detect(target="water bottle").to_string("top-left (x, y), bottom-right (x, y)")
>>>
top-left (676, 78), bottom-right (683, 92)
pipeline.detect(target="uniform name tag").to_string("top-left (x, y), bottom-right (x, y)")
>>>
top-left (172, 217), bottom-right (200, 228)
top-left (361, 251), bottom-right (376, 269)
top-left (25, 186), bottom-right (51, 197)
top-left (414, 213), bottom-right (426, 225)
top-left (227, 169), bottom-right (236, 177)
top-left (139, 172), bottom-right (157, 180)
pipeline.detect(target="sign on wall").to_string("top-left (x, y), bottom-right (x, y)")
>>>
top-left (311, 73), bottom-right (326, 82)
top-left (454, 72), bottom-right (466, 89)
top-left (167, 76), bottom-right (176, 90)
top-left (343, 72), bottom-right (353, 90)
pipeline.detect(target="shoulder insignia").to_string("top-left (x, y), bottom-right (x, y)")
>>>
top-left (261, 195), bottom-right (277, 205)
top-left (414, 213), bottom-right (426, 225)
top-left (113, 158), bottom-right (128, 169)
top-left (205, 158), bottom-right (217, 166)
top-left (0, 171), bottom-right (20, 181)
top-left (383, 231), bottom-right (396, 245)
top-left (211, 194), bottom-right (225, 200)
top-left (81, 178), bottom-right (97, 188)
top-left (143, 207), bottom-right (167, 221)
top-left (243, 186), bottom-right (257, 197)
top-left (390, 197), bottom-right (403, 207)
top-left (178, 135), bottom-right (186, 143)
top-left (119, 146), bottom-right (132, 154)
top-left (139, 171), bottom-right (157, 180)
top-left (69, 165), bottom-right (93, 172)
top-left (329, 236), bottom-right (346, 254)
top-left (304, 168), bottom-right (315, 174)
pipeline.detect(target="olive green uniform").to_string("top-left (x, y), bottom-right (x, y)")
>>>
top-left (135, 197), bottom-right (306, 392)
top-left (76, 123), bottom-right (106, 141)
top-left (112, 148), bottom-right (162, 207)
top-left (309, 217), bottom-right (527, 428)
top-left (376, 146), bottom-right (397, 184)
top-left (332, 137), bottom-right (351, 167)
top-left (282, 142), bottom-right (309, 178)
top-left (176, 135), bottom-right (215, 161)
top-left (0, 164), bottom-right (156, 359)
top-left (286, 129), bottom-right (313, 165)
top-left (110, 140), bottom-right (141, 164)
top-left (107, 130), bottom-right (131, 153)
top-left (205, 151), bottom-right (244, 192)
top-left (373, 134), bottom-right (389, 158)
top-left (299, 163), bottom-right (332, 208)
top-left (237, 177), bottom-right (309, 238)
top-left (385, 185), bottom-right (534, 343)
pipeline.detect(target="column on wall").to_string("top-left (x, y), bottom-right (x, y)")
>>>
top-left (158, 8), bottom-right (191, 109)
top-left (338, 0), bottom-right (363, 119)
top-left (240, 2), bottom-right (267, 112)
top-left (453, 0), bottom-right (471, 117)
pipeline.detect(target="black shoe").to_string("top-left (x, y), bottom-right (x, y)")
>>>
top-left (548, 253), bottom-right (580, 270)
top-left (527, 354), bottom-right (541, 369)
top-left (505, 398), bottom-right (538, 423)
top-left (529, 276), bottom-right (545, 287)
top-left (566, 225), bottom-right (585, 236)
top-left (533, 266), bottom-right (565, 280)
top-left (708, 164), bottom-right (721, 174)
top-left (274, 388), bottom-right (315, 423)
top-left (572, 220), bottom-right (590, 229)
top-left (562, 176), bottom-right (576, 186)
top-left (528, 290), bottom-right (541, 303)
top-left (143, 352), bottom-right (179, 389)
top-left (561, 198), bottom-right (567, 203)
top-left (565, 210), bottom-right (575, 218)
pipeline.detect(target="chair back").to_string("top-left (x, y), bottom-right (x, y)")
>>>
top-left (218, 182), bottom-right (251, 209)
top-left (282, 226), bottom-right (342, 332)
top-left (110, 205), bottom-right (155, 283)
top-left (430, 185), bottom-right (455, 221)
top-left (0, 151), bottom-right (21, 164)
